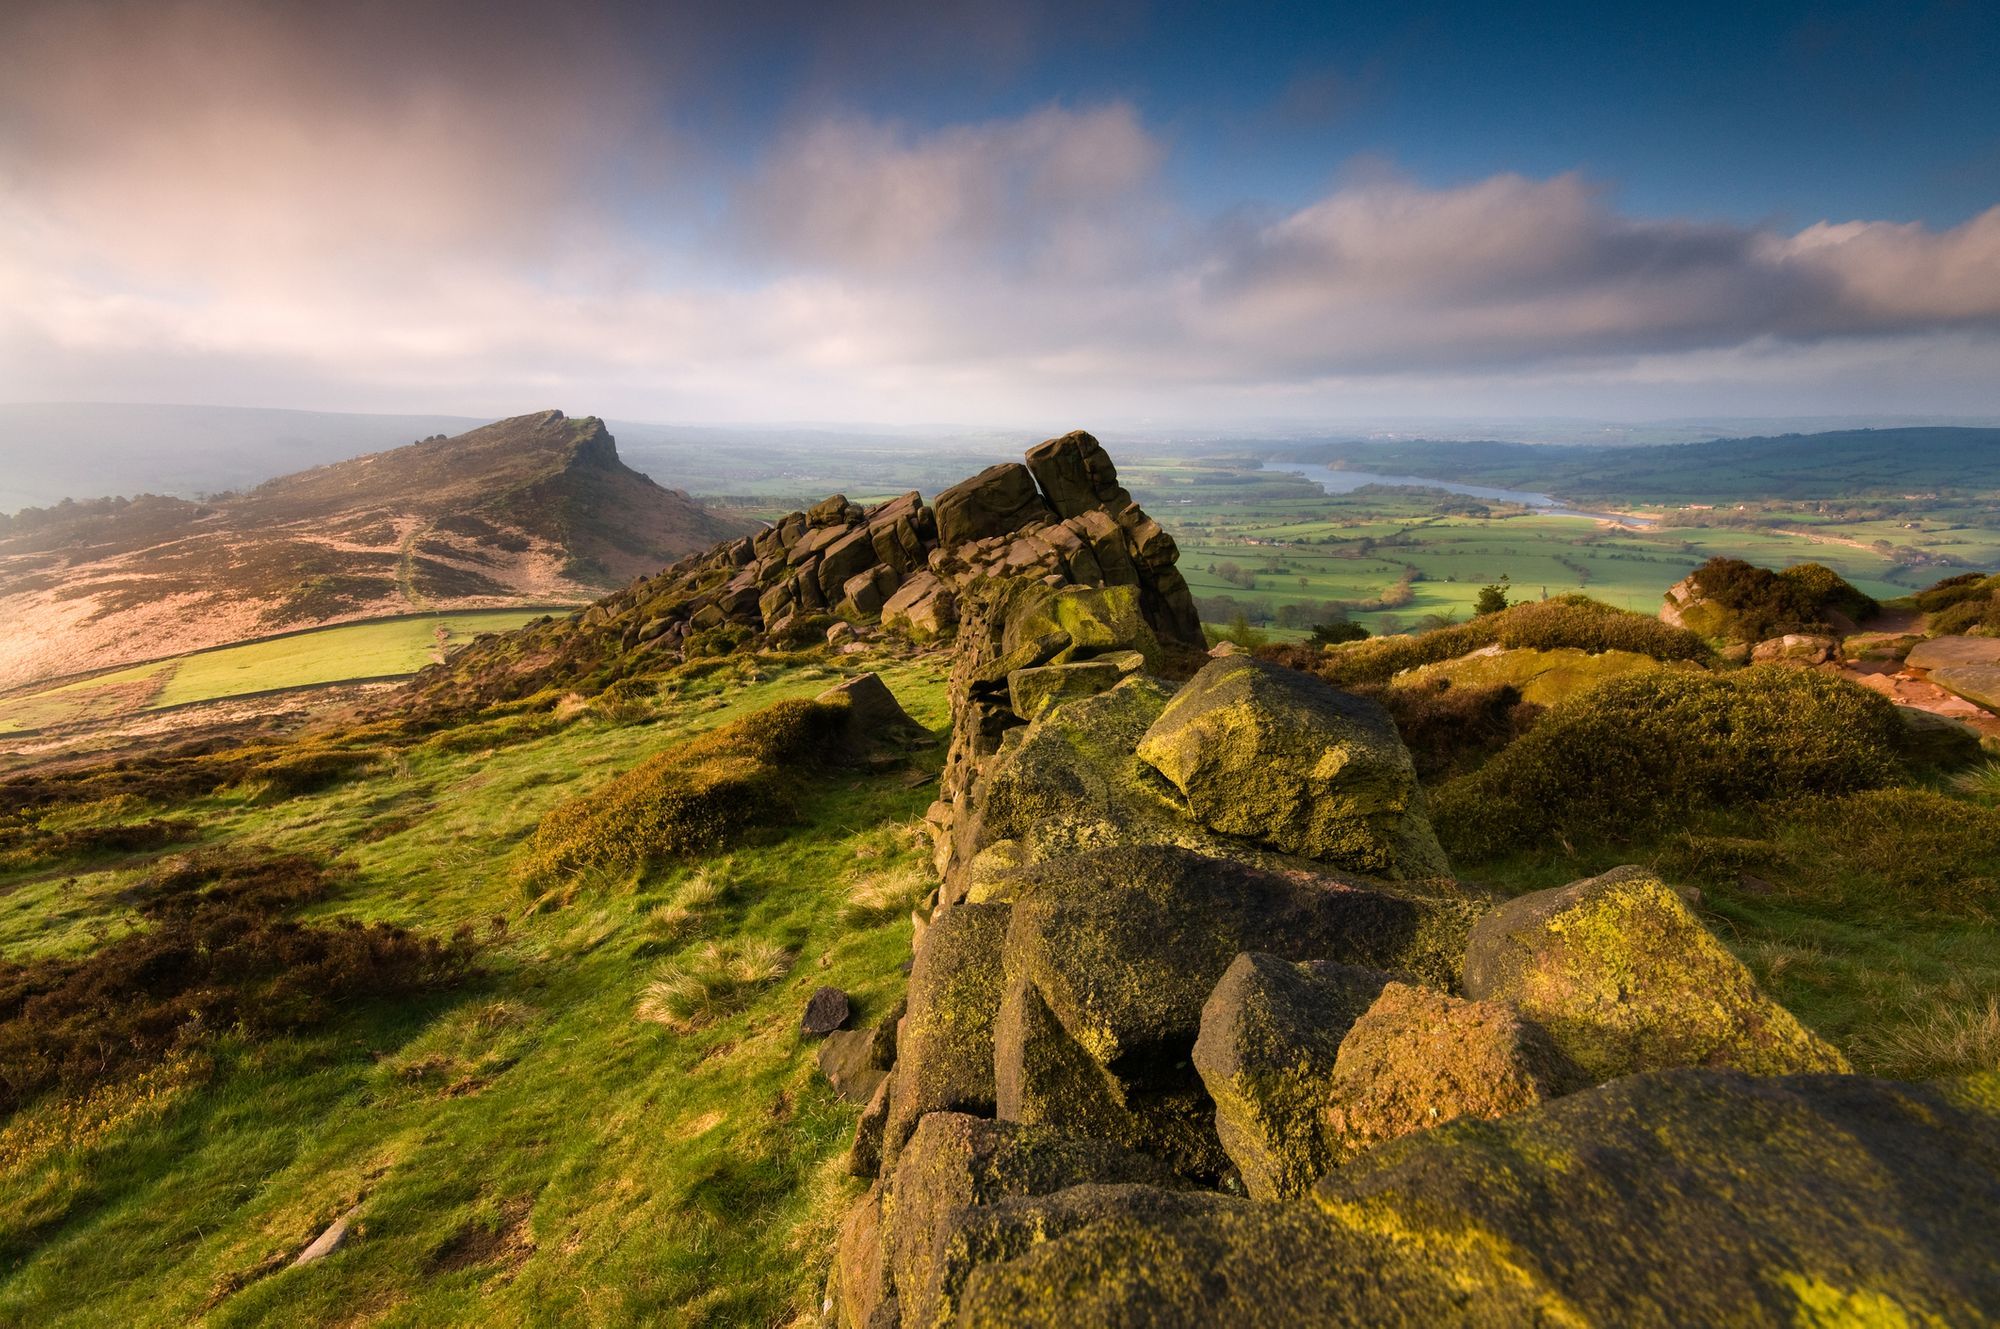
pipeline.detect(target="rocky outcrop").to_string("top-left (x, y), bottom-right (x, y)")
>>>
top-left (941, 1070), bottom-right (2000, 1326)
top-left (812, 488), bottom-right (1946, 1324)
top-left (1136, 657), bottom-right (1449, 880)
top-left (410, 428), bottom-right (1204, 715)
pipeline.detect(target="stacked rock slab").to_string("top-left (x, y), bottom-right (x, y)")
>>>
top-left (824, 446), bottom-right (1999, 1323)
top-left (620, 430), bottom-right (1200, 666)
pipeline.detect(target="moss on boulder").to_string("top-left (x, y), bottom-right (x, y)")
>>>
top-left (1003, 846), bottom-right (1473, 1069)
top-left (1136, 658), bottom-right (1448, 879)
top-left (1006, 658), bottom-right (1132, 723)
top-left (1463, 865), bottom-right (1848, 1081)
top-left (947, 1071), bottom-right (2000, 1325)
top-left (881, 903), bottom-right (1012, 1172)
top-left (1322, 981), bottom-right (1574, 1164)
top-left (967, 676), bottom-right (1199, 868)
top-left (1002, 583), bottom-right (1162, 671)
top-left (884, 1113), bottom-right (1180, 1327)
top-left (1191, 954), bottom-right (1389, 1200)
top-left (1392, 644), bottom-right (1692, 707)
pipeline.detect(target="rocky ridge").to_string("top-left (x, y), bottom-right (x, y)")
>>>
top-left (789, 444), bottom-right (2000, 1325)
top-left (408, 430), bottom-right (1206, 713)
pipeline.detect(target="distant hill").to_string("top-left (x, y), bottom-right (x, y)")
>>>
top-left (1292, 427), bottom-right (2000, 504)
top-left (0, 411), bottom-right (751, 692)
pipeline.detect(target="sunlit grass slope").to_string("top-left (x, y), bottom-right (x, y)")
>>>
top-left (0, 610), bottom-right (557, 734)
top-left (0, 653), bottom-right (949, 1326)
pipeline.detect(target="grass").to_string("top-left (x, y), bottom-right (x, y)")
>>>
top-left (0, 610), bottom-right (558, 735)
top-left (0, 650), bottom-right (951, 1326)
top-left (1121, 460), bottom-right (1978, 638)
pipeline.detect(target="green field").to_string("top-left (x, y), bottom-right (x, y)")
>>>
top-left (0, 610), bottom-right (561, 734)
top-left (1123, 461), bottom-right (1995, 637)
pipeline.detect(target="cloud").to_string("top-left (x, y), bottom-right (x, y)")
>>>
top-left (0, 4), bottom-right (1995, 424)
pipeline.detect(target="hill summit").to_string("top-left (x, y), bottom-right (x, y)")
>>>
top-left (0, 411), bottom-right (748, 692)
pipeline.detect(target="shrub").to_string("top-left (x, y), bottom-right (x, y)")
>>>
top-left (519, 698), bottom-right (848, 882)
top-left (0, 849), bottom-right (471, 1112)
top-left (1433, 667), bottom-right (1905, 858)
top-left (1910, 571), bottom-right (2000, 614)
top-left (1489, 596), bottom-right (1709, 660)
top-left (1684, 558), bottom-right (1876, 642)
top-left (1354, 680), bottom-right (1540, 783)
top-left (0, 816), bottom-right (199, 872)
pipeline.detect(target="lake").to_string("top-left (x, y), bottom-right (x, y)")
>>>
top-left (1262, 461), bottom-right (1654, 526)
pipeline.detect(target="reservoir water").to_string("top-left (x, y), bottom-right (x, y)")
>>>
top-left (1262, 461), bottom-right (1653, 526)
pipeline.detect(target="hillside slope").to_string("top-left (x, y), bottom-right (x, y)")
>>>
top-left (0, 411), bottom-right (749, 692)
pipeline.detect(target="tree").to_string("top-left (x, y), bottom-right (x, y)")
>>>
top-left (1473, 576), bottom-right (1512, 616)
top-left (1311, 621), bottom-right (1369, 645)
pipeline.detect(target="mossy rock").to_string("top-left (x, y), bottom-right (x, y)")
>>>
top-left (1002, 583), bottom-right (1161, 670)
top-left (1392, 644), bottom-right (1690, 707)
top-left (1136, 658), bottom-right (1449, 880)
top-left (1191, 953), bottom-right (1388, 1200)
top-left (951, 1071), bottom-right (2000, 1325)
top-left (1006, 659), bottom-right (1130, 723)
top-left (884, 1113), bottom-right (1180, 1327)
top-left (994, 974), bottom-right (1230, 1180)
top-left (1463, 865), bottom-right (1849, 1082)
top-left (881, 903), bottom-right (1012, 1172)
top-left (968, 676), bottom-right (1214, 871)
top-left (1003, 846), bottom-right (1475, 1070)
top-left (1321, 980), bottom-right (1575, 1165)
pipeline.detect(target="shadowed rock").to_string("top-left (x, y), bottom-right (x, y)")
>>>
top-left (885, 1113), bottom-right (1181, 1327)
top-left (881, 903), bottom-right (1012, 1172)
top-left (1191, 954), bottom-right (1389, 1199)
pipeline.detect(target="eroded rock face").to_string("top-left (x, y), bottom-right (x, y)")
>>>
top-left (881, 903), bottom-right (1012, 1172)
top-left (946, 1070), bottom-right (2000, 1327)
top-left (1463, 865), bottom-right (1849, 1081)
top-left (1192, 954), bottom-right (1388, 1200)
top-left (1137, 658), bottom-right (1449, 880)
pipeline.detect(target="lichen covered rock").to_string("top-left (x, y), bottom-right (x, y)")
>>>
top-left (1321, 980), bottom-right (1574, 1163)
top-left (947, 1071), bottom-right (2000, 1326)
top-left (884, 1113), bottom-right (1180, 1327)
top-left (1003, 846), bottom-right (1472, 1068)
top-left (1463, 865), bottom-right (1849, 1081)
top-left (881, 903), bottom-right (1012, 1171)
top-left (1191, 954), bottom-right (1388, 1199)
top-left (1137, 657), bottom-right (1449, 879)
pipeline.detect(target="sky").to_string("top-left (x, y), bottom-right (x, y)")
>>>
top-left (2, 0), bottom-right (1998, 428)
